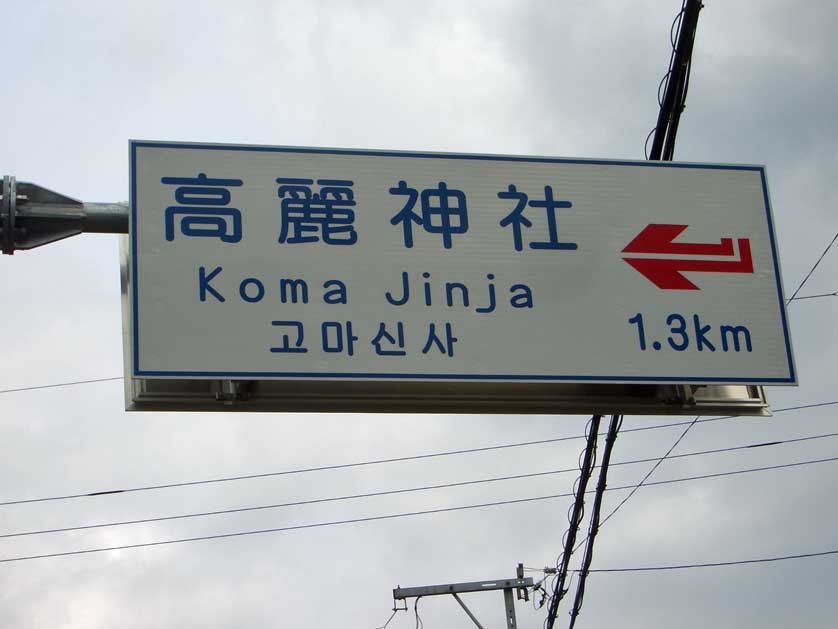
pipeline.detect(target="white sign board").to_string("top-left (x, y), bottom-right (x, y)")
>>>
top-left (128, 141), bottom-right (796, 386)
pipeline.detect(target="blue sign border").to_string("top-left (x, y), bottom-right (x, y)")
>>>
top-left (129, 140), bottom-right (796, 384)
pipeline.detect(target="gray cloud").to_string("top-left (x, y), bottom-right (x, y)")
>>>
top-left (1, 1), bottom-right (836, 628)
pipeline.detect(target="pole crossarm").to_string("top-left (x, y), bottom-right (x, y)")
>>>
top-left (393, 576), bottom-right (533, 629)
top-left (393, 577), bottom-right (532, 599)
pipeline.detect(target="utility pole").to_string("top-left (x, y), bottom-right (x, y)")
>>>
top-left (546, 3), bottom-right (705, 627)
top-left (648, 0), bottom-right (703, 161)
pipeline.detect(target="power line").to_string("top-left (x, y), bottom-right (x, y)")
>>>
top-left (568, 415), bottom-right (623, 629)
top-left (570, 399), bottom-right (837, 553)
top-left (569, 424), bottom-right (835, 556)
top-left (2, 433), bottom-right (832, 540)
top-left (0, 494), bottom-right (570, 565)
top-left (413, 597), bottom-right (423, 629)
top-left (787, 231), bottom-right (838, 301)
top-left (639, 457), bottom-right (837, 488)
top-left (546, 415), bottom-right (601, 629)
top-left (373, 609), bottom-right (400, 629)
top-left (2, 399), bottom-right (834, 509)
top-left (0, 376), bottom-right (122, 395)
top-left (584, 549), bottom-right (838, 573)
top-left (0, 430), bottom-right (612, 507)
top-left (645, 0), bottom-right (691, 159)
top-left (1, 455), bottom-right (834, 565)
top-left (772, 400), bottom-right (837, 412)
top-left (789, 291), bottom-right (838, 302)
top-left (580, 413), bottom-right (698, 549)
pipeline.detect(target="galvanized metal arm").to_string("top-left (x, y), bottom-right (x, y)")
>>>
top-left (393, 576), bottom-right (533, 629)
top-left (1, 175), bottom-right (128, 255)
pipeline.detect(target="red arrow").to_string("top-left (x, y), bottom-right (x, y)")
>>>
top-left (622, 223), bottom-right (735, 256)
top-left (622, 224), bottom-right (753, 290)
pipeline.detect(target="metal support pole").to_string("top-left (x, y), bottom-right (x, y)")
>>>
top-left (0, 176), bottom-right (128, 254)
top-left (503, 588), bottom-right (517, 629)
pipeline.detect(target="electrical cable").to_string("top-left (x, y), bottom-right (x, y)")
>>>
top-left (374, 609), bottom-right (399, 629)
top-left (645, 1), bottom-right (686, 159)
top-left (583, 549), bottom-right (838, 573)
top-left (787, 232), bottom-right (838, 301)
top-left (0, 430), bottom-right (611, 507)
top-left (645, 0), bottom-right (690, 159)
top-left (546, 415), bottom-right (601, 629)
top-left (414, 596), bottom-right (423, 629)
top-left (544, 424), bottom-right (592, 622)
top-left (789, 291), bottom-right (838, 302)
top-left (575, 413), bottom-right (698, 552)
top-left (0, 455), bottom-right (835, 565)
top-left (0, 376), bottom-right (122, 395)
top-left (567, 415), bottom-right (622, 628)
top-left (4, 433), bottom-right (833, 540)
top-left (661, 0), bottom-right (700, 161)
top-left (1, 400), bottom-right (835, 509)
top-left (643, 127), bottom-right (657, 160)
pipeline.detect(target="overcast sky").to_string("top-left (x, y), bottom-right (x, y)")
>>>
top-left (1, 1), bottom-right (836, 628)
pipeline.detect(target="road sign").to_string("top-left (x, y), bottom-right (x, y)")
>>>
top-left (123, 140), bottom-right (795, 412)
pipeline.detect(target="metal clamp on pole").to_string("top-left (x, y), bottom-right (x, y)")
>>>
top-left (0, 175), bottom-right (128, 254)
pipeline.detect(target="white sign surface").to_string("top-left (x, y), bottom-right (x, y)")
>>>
top-left (129, 141), bottom-right (796, 385)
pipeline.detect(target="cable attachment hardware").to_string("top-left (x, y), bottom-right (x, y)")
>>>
top-left (0, 175), bottom-right (128, 254)
top-left (215, 380), bottom-right (251, 404)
